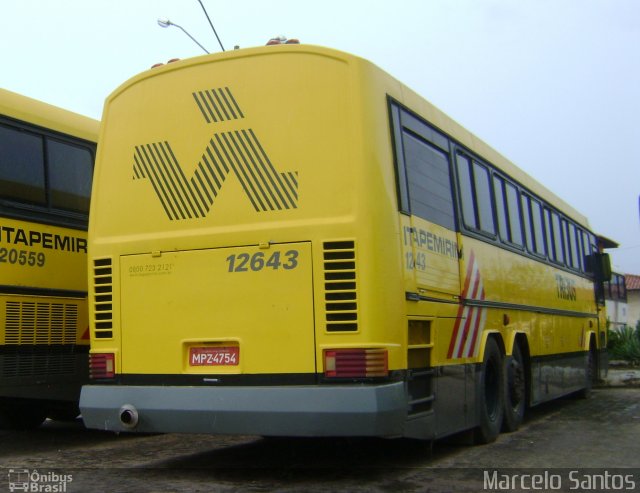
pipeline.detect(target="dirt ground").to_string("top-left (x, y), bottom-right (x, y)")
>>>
top-left (0, 387), bottom-right (638, 492)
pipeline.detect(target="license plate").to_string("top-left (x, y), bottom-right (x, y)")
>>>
top-left (189, 346), bottom-right (239, 366)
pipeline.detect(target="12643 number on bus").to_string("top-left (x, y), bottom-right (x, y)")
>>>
top-left (226, 250), bottom-right (298, 273)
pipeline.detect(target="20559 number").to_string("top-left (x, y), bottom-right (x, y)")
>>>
top-left (0, 248), bottom-right (45, 267)
top-left (226, 250), bottom-right (298, 273)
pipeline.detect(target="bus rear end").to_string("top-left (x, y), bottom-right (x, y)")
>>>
top-left (81, 46), bottom-right (408, 436)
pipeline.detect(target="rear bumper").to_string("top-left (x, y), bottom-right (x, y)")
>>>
top-left (80, 382), bottom-right (407, 437)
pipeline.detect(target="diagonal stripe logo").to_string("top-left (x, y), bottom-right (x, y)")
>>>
top-left (192, 88), bottom-right (244, 123)
top-left (132, 87), bottom-right (298, 220)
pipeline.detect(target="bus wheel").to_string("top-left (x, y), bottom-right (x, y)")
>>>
top-left (502, 343), bottom-right (526, 432)
top-left (577, 342), bottom-right (597, 399)
top-left (474, 337), bottom-right (504, 444)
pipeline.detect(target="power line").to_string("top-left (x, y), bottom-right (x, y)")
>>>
top-left (197, 0), bottom-right (225, 52)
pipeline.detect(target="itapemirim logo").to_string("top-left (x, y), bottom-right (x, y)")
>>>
top-left (8, 469), bottom-right (73, 492)
top-left (132, 87), bottom-right (299, 220)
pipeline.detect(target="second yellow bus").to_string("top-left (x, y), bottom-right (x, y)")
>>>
top-left (0, 89), bottom-right (97, 428)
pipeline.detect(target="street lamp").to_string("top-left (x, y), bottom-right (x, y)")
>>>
top-left (157, 18), bottom-right (209, 54)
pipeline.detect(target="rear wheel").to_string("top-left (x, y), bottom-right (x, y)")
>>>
top-left (577, 341), bottom-right (597, 399)
top-left (474, 337), bottom-right (505, 444)
top-left (502, 343), bottom-right (526, 432)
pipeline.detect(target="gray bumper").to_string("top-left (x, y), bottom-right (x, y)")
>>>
top-left (80, 382), bottom-right (408, 437)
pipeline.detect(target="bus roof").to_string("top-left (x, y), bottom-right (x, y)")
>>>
top-left (0, 88), bottom-right (99, 142)
top-left (109, 44), bottom-right (590, 229)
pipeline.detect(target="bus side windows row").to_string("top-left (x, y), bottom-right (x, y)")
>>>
top-left (454, 152), bottom-right (596, 277)
top-left (389, 99), bottom-right (596, 279)
top-left (0, 122), bottom-right (93, 215)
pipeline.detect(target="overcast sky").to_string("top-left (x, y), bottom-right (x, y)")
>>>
top-left (4, 0), bottom-right (639, 274)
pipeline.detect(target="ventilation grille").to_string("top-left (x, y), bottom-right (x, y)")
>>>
top-left (93, 258), bottom-right (114, 339)
top-left (323, 241), bottom-right (358, 332)
top-left (5, 302), bottom-right (77, 345)
top-left (1, 346), bottom-right (78, 378)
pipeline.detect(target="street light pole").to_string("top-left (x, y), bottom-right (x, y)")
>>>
top-left (157, 18), bottom-right (210, 54)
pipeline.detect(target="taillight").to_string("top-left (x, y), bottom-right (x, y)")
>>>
top-left (90, 353), bottom-right (115, 379)
top-left (324, 348), bottom-right (388, 378)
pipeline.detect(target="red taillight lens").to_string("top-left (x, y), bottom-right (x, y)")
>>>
top-left (324, 348), bottom-right (388, 378)
top-left (90, 353), bottom-right (115, 379)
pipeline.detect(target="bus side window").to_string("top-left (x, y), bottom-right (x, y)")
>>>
top-left (457, 154), bottom-right (477, 230)
top-left (0, 124), bottom-right (46, 205)
top-left (550, 211), bottom-right (565, 265)
top-left (48, 140), bottom-right (94, 214)
top-left (455, 153), bottom-right (495, 237)
top-left (505, 181), bottom-right (523, 246)
top-left (493, 175), bottom-right (524, 247)
top-left (493, 176), bottom-right (509, 241)
top-left (566, 222), bottom-right (581, 271)
top-left (472, 161), bottom-right (495, 235)
top-left (530, 198), bottom-right (546, 257)
top-left (390, 105), bottom-right (410, 214)
top-left (402, 131), bottom-right (455, 230)
top-left (390, 103), bottom-right (455, 230)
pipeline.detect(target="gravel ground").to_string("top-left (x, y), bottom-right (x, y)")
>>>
top-left (1, 386), bottom-right (638, 492)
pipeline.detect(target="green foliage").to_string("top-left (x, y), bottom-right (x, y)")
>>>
top-left (608, 322), bottom-right (640, 364)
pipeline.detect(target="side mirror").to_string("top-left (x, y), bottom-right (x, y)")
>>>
top-left (595, 253), bottom-right (612, 282)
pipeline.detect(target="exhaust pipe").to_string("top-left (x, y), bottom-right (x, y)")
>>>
top-left (119, 404), bottom-right (139, 429)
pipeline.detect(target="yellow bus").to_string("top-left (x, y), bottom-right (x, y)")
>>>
top-left (0, 89), bottom-right (97, 428)
top-left (80, 45), bottom-right (612, 442)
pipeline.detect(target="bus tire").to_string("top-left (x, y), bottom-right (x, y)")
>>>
top-left (502, 342), bottom-right (526, 432)
top-left (474, 337), bottom-right (504, 444)
top-left (577, 341), bottom-right (597, 399)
